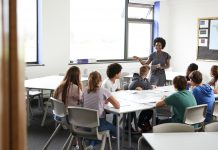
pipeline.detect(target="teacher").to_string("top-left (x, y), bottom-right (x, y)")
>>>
top-left (133, 37), bottom-right (171, 86)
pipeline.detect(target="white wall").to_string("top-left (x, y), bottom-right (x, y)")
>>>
top-left (159, 0), bottom-right (218, 82)
top-left (26, 0), bottom-right (218, 82)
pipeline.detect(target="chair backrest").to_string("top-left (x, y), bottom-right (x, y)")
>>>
top-left (212, 100), bottom-right (218, 117)
top-left (68, 107), bottom-right (100, 139)
top-left (50, 97), bottom-right (67, 118)
top-left (204, 122), bottom-right (218, 132)
top-left (183, 104), bottom-right (207, 125)
top-left (153, 123), bottom-right (194, 133)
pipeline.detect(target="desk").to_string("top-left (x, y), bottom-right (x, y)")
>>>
top-left (143, 132), bottom-right (218, 150)
top-left (104, 86), bottom-right (175, 150)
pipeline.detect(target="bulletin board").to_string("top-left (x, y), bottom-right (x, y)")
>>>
top-left (197, 17), bottom-right (218, 61)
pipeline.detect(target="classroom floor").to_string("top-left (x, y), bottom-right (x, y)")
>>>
top-left (27, 101), bottom-right (141, 150)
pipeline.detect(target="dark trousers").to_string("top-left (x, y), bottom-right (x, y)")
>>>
top-left (138, 109), bottom-right (153, 127)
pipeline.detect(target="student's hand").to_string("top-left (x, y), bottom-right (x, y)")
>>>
top-left (151, 85), bottom-right (157, 89)
top-left (135, 87), bottom-right (143, 90)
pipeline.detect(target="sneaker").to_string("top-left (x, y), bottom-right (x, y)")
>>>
top-left (138, 122), bottom-right (152, 133)
top-left (125, 126), bottom-right (138, 134)
top-left (85, 145), bottom-right (94, 150)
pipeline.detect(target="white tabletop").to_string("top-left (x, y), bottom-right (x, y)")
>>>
top-left (143, 132), bottom-right (218, 150)
top-left (104, 86), bottom-right (175, 114)
top-left (25, 75), bottom-right (88, 90)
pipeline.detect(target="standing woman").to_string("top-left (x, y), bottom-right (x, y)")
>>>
top-left (53, 66), bottom-right (83, 107)
top-left (133, 37), bottom-right (171, 86)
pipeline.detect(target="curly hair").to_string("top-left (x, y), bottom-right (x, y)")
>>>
top-left (153, 37), bottom-right (166, 49)
top-left (106, 63), bottom-right (122, 79)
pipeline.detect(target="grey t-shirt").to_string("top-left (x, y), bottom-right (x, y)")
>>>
top-left (83, 87), bottom-right (112, 118)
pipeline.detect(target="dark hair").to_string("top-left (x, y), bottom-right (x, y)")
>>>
top-left (88, 71), bottom-right (102, 93)
top-left (189, 70), bottom-right (202, 84)
top-left (211, 65), bottom-right (218, 85)
top-left (153, 37), bottom-right (166, 49)
top-left (106, 63), bottom-right (122, 79)
top-left (54, 66), bottom-right (82, 105)
top-left (140, 65), bottom-right (150, 76)
top-left (186, 63), bottom-right (198, 80)
top-left (173, 76), bottom-right (187, 91)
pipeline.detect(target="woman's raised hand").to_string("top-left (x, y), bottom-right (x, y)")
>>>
top-left (133, 56), bottom-right (139, 60)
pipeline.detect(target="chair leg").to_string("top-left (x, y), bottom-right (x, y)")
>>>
top-left (66, 134), bottom-right (74, 150)
top-left (107, 134), bottom-right (112, 150)
top-left (42, 124), bottom-right (62, 150)
top-left (100, 134), bottom-right (106, 150)
top-left (61, 133), bottom-right (73, 150)
top-left (41, 102), bottom-right (49, 126)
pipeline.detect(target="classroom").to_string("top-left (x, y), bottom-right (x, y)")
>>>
top-left (1, 0), bottom-right (218, 150)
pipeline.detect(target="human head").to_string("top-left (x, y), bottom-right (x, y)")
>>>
top-left (210, 65), bottom-right (218, 78)
top-left (106, 63), bottom-right (122, 79)
top-left (189, 70), bottom-right (202, 85)
top-left (153, 37), bottom-right (166, 50)
top-left (173, 75), bottom-right (187, 91)
top-left (140, 65), bottom-right (150, 78)
top-left (88, 71), bottom-right (102, 93)
top-left (186, 63), bottom-right (198, 80)
top-left (64, 66), bottom-right (81, 84)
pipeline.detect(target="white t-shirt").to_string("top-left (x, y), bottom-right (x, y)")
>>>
top-left (215, 80), bottom-right (218, 89)
top-left (102, 78), bottom-right (121, 92)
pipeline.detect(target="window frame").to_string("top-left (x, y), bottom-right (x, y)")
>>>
top-left (25, 0), bottom-right (39, 64)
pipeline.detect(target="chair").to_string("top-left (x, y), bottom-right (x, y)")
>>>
top-left (153, 123), bottom-right (194, 133)
top-left (204, 122), bottom-right (218, 132)
top-left (212, 100), bottom-right (218, 121)
top-left (183, 104), bottom-right (207, 131)
top-left (67, 107), bottom-right (112, 150)
top-left (42, 97), bottom-right (69, 150)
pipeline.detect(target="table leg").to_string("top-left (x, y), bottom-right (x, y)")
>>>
top-left (117, 114), bottom-right (120, 150)
top-left (122, 114), bottom-right (126, 146)
top-left (152, 108), bottom-right (156, 126)
top-left (128, 113), bottom-right (131, 148)
top-left (26, 89), bottom-right (30, 126)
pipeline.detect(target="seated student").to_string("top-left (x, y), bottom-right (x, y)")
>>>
top-left (156, 75), bottom-right (197, 123)
top-left (208, 65), bottom-right (218, 94)
top-left (128, 65), bottom-right (155, 132)
top-left (83, 71), bottom-right (120, 145)
top-left (54, 66), bottom-right (83, 107)
top-left (185, 63), bottom-right (198, 89)
top-left (189, 70), bottom-right (215, 122)
top-left (102, 63), bottom-right (122, 125)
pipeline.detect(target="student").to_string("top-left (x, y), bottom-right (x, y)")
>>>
top-left (185, 63), bottom-right (198, 89)
top-left (83, 71), bottom-right (120, 141)
top-left (156, 75), bottom-right (197, 123)
top-left (102, 63), bottom-right (122, 92)
top-left (189, 70), bottom-right (215, 122)
top-left (53, 66), bottom-right (82, 107)
top-left (208, 65), bottom-right (218, 94)
top-left (102, 63), bottom-right (122, 125)
top-left (133, 37), bottom-right (171, 86)
top-left (128, 65), bottom-right (155, 132)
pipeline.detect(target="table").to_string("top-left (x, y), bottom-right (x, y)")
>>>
top-left (142, 132), bottom-right (218, 150)
top-left (104, 86), bottom-right (175, 150)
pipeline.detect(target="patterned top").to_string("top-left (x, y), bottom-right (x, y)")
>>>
top-left (82, 87), bottom-right (112, 118)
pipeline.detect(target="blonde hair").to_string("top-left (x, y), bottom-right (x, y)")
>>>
top-left (140, 65), bottom-right (150, 76)
top-left (88, 71), bottom-right (102, 93)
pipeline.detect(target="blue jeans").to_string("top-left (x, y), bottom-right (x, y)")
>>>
top-left (89, 118), bottom-right (117, 146)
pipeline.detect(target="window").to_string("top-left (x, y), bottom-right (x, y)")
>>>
top-left (127, 3), bottom-right (153, 59)
top-left (18, 0), bottom-right (39, 64)
top-left (69, 0), bottom-right (154, 62)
